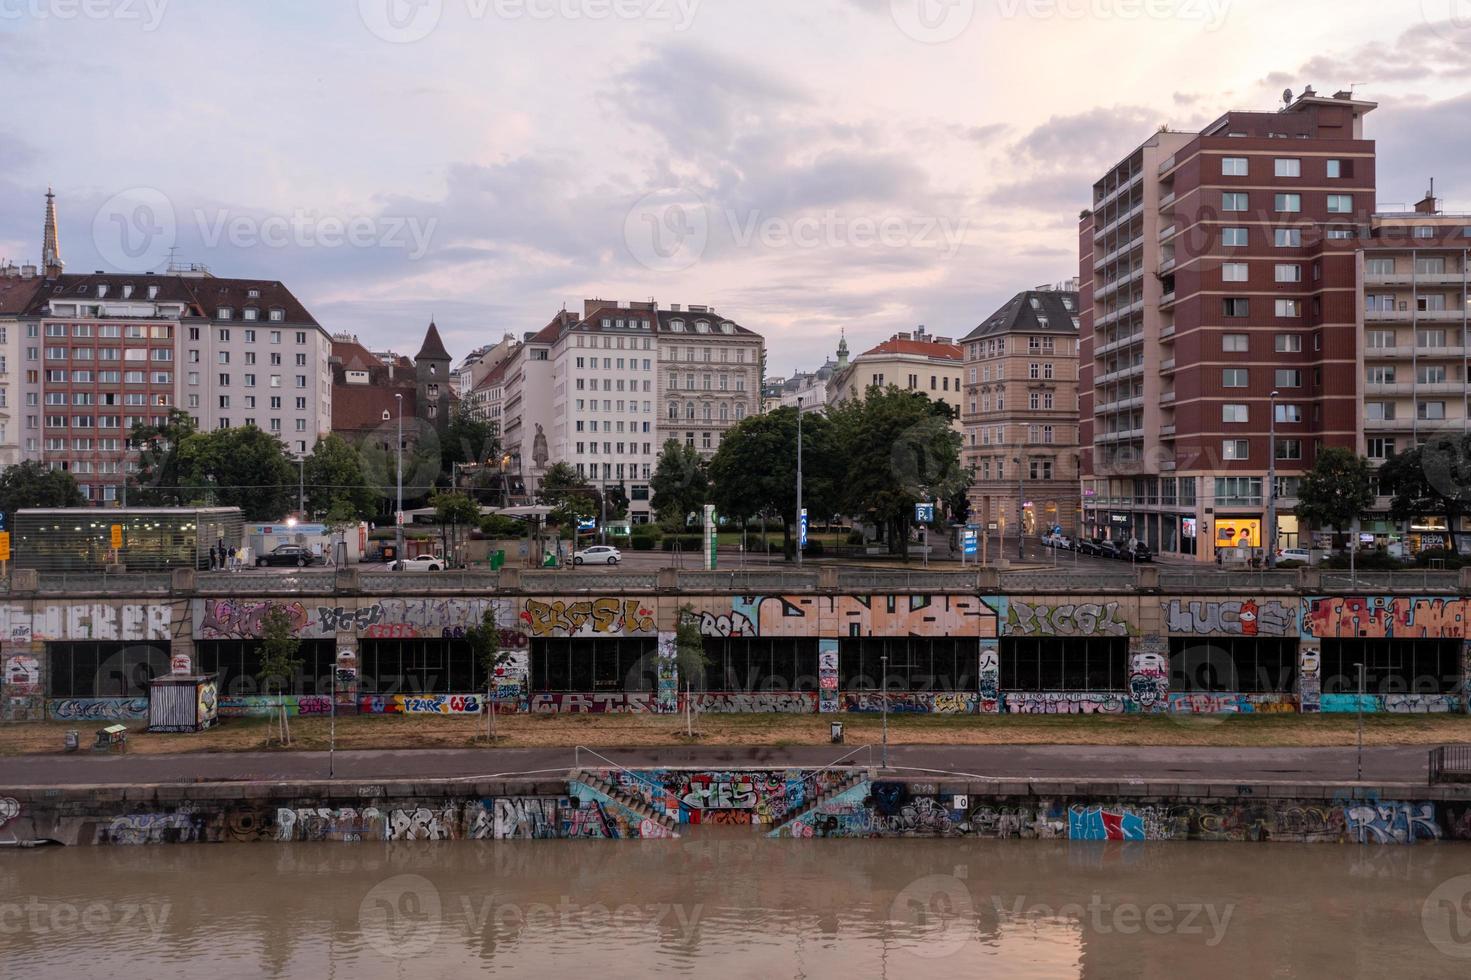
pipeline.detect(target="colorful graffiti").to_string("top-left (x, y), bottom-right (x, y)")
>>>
top-left (718, 594), bottom-right (995, 639)
top-left (599, 768), bottom-right (845, 826)
top-left (693, 692), bottom-right (817, 713)
top-left (1168, 693), bottom-right (1299, 714)
top-left (1163, 599), bottom-right (1297, 637)
top-left (818, 639), bottom-right (839, 713)
top-left (276, 807), bottom-right (387, 843)
top-left (197, 599), bottom-right (310, 639)
top-left (1005, 600), bottom-right (1132, 637)
top-left (841, 692), bottom-right (979, 714)
top-left (978, 640), bottom-right (1000, 713)
top-left (359, 598), bottom-right (518, 641)
top-left (1128, 637), bottom-right (1169, 712)
top-left (218, 695), bottom-right (333, 718)
top-left (656, 632), bottom-right (678, 714)
top-left (356, 694), bottom-right (483, 715)
top-left (1003, 692), bottom-right (1133, 714)
top-left (1069, 805), bottom-right (1146, 841)
top-left (698, 610), bottom-right (756, 638)
top-left (1319, 693), bottom-right (1463, 713)
top-left (1299, 646), bottom-right (1321, 713)
top-left (13, 603), bottom-right (174, 642)
top-left (522, 598), bottom-right (656, 637)
top-left (489, 798), bottom-right (562, 839)
top-left (49, 697), bottom-right (149, 721)
top-left (530, 693), bottom-right (655, 713)
top-left (3, 655), bottom-right (40, 695)
top-left (316, 605), bottom-right (385, 633)
top-left (1344, 802), bottom-right (1441, 844)
top-left (1303, 597), bottom-right (1470, 639)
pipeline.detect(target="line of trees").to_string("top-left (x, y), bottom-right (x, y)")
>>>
top-left (649, 384), bottom-right (971, 557)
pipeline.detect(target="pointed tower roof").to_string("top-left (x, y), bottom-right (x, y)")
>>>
top-left (836, 328), bottom-right (849, 368)
top-left (41, 186), bottom-right (63, 277)
top-left (416, 320), bottom-right (451, 362)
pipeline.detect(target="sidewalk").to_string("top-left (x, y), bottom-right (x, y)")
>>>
top-left (0, 743), bottom-right (1436, 787)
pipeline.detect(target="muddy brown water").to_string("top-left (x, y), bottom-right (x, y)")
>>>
top-left (1, 834), bottom-right (1468, 978)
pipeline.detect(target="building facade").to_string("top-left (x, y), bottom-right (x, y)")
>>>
top-left (826, 327), bottom-right (964, 420)
top-left (655, 302), bottom-right (762, 461)
top-left (1080, 90), bottom-right (1377, 560)
top-left (962, 285), bottom-right (1082, 538)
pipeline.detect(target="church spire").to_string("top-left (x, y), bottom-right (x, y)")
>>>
top-left (41, 186), bottom-right (63, 277)
top-left (836, 327), bottom-right (849, 368)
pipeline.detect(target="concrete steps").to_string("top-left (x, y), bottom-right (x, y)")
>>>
top-left (570, 771), bottom-right (680, 837)
top-left (767, 770), bottom-right (871, 837)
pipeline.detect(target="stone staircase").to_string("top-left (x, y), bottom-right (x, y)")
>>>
top-left (570, 771), bottom-right (681, 838)
top-left (767, 770), bottom-right (872, 838)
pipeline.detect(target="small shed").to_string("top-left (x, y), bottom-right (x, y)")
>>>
top-left (148, 675), bottom-right (219, 733)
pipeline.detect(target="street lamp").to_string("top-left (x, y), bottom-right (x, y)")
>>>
top-left (1015, 447), bottom-right (1026, 561)
top-left (395, 393), bottom-right (404, 570)
top-left (796, 396), bottom-right (804, 567)
top-left (297, 454), bottom-right (305, 517)
top-left (1266, 389), bottom-right (1280, 568)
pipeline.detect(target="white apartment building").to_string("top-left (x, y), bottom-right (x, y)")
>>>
top-left (656, 303), bottom-right (762, 458)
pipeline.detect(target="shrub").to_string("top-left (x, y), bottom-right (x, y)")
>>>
top-left (632, 536), bottom-right (656, 551)
top-left (479, 515), bottom-right (523, 537)
top-left (846, 530), bottom-right (866, 546)
top-left (661, 535), bottom-right (704, 552)
top-left (1322, 550), bottom-right (1407, 570)
top-left (1415, 547), bottom-right (1470, 569)
top-left (631, 523), bottom-right (660, 540)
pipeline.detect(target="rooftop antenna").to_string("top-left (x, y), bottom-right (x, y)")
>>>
top-left (164, 245), bottom-right (180, 273)
top-left (1282, 87), bottom-right (1293, 106)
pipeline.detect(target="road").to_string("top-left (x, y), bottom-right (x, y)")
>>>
top-left (0, 744), bottom-right (1438, 786)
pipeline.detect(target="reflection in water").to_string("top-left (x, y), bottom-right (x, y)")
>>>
top-left (0, 836), bottom-right (1462, 978)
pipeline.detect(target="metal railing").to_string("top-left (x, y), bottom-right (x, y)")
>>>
top-left (1157, 570), bottom-right (1302, 591)
top-left (196, 570), bottom-right (337, 594)
top-left (359, 570), bottom-right (501, 593)
top-left (521, 571), bottom-right (659, 592)
top-left (1318, 569), bottom-right (1460, 593)
top-left (36, 571), bottom-right (173, 595)
top-left (1429, 745), bottom-right (1471, 784)
top-left (835, 570), bottom-right (979, 592)
top-left (677, 570), bottom-right (819, 592)
top-left (1000, 570), bottom-right (1135, 592)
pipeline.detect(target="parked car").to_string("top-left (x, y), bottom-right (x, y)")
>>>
top-left (1278, 547), bottom-right (1313, 566)
top-left (1075, 538), bottom-right (1100, 557)
top-left (1123, 542), bottom-right (1154, 563)
top-left (392, 555), bottom-right (446, 571)
top-left (574, 545), bottom-right (622, 566)
top-left (1094, 539), bottom-right (1125, 560)
top-left (255, 544), bottom-right (323, 568)
top-left (1041, 533), bottom-right (1072, 550)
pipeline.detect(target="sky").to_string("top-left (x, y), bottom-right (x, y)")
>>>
top-left (2, 0), bottom-right (1470, 374)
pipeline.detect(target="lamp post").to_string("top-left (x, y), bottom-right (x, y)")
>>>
top-left (395, 394), bottom-right (404, 570)
top-left (1015, 447), bottom-right (1026, 561)
top-left (796, 396), bottom-right (804, 567)
top-left (880, 653), bottom-right (889, 770)
top-left (297, 455), bottom-right (305, 516)
top-left (1266, 390), bottom-right (1280, 568)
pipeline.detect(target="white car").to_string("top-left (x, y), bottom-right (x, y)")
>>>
top-left (392, 555), bottom-right (446, 571)
top-left (1277, 548), bottom-right (1313, 565)
top-left (574, 545), bottom-right (622, 566)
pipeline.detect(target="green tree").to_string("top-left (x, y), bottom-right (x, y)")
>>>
top-left (1294, 447), bottom-right (1374, 549)
top-left (177, 425), bottom-right (296, 520)
top-left (256, 606), bottom-right (304, 745)
top-left (675, 605), bottom-right (711, 737)
top-left (1378, 434), bottom-right (1471, 554)
top-left (432, 490), bottom-right (481, 565)
top-left (465, 607), bottom-right (511, 741)
top-left (128, 409), bottom-right (199, 506)
top-left (0, 460), bottom-right (86, 521)
top-left (708, 408), bottom-right (839, 552)
top-left (304, 434), bottom-right (376, 519)
top-left (443, 404), bottom-right (501, 494)
top-left (650, 440), bottom-right (709, 527)
top-left (829, 386), bottom-right (967, 557)
top-left (538, 461), bottom-right (584, 507)
top-left (323, 500), bottom-right (361, 567)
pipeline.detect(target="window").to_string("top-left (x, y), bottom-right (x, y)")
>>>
top-left (1326, 159), bottom-right (1343, 178)
top-left (1222, 192), bottom-right (1249, 211)
top-left (1274, 193), bottom-right (1301, 213)
top-left (1274, 158), bottom-right (1300, 177)
top-left (1366, 257), bottom-right (1395, 276)
top-left (1222, 262), bottom-right (1249, 282)
top-left (1274, 228), bottom-right (1302, 247)
top-left (1274, 369), bottom-right (1302, 387)
top-left (1221, 157), bottom-right (1248, 176)
top-left (1418, 402), bottom-right (1447, 420)
top-left (1276, 439), bottom-right (1302, 461)
top-left (1326, 194), bottom-right (1353, 214)
top-left (1275, 334), bottom-right (1302, 352)
top-left (1221, 227), bottom-right (1248, 247)
top-left (1222, 298), bottom-right (1250, 317)
top-left (1275, 404), bottom-right (1303, 423)
top-left (1366, 402), bottom-right (1395, 421)
top-left (1367, 438), bottom-right (1395, 460)
top-left (1417, 365), bottom-right (1448, 384)
top-left (1365, 330), bottom-right (1396, 349)
top-left (1222, 368), bottom-right (1249, 387)
top-left (1367, 366), bottom-right (1396, 384)
top-left (1222, 439), bottom-right (1250, 460)
top-left (1275, 299), bottom-right (1301, 317)
top-left (1222, 404), bottom-right (1249, 423)
top-left (1222, 334), bottom-right (1249, 352)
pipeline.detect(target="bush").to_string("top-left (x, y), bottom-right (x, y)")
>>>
top-left (631, 524), bottom-right (660, 540)
top-left (661, 535), bottom-right (704, 552)
top-left (782, 540), bottom-right (825, 559)
top-left (479, 515), bottom-right (523, 537)
top-left (632, 536), bottom-right (657, 551)
top-left (846, 530), bottom-right (866, 546)
top-left (1322, 550), bottom-right (1408, 570)
top-left (1415, 547), bottom-right (1470, 569)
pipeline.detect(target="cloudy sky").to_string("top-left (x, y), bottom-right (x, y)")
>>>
top-left (1, 0), bottom-right (1469, 373)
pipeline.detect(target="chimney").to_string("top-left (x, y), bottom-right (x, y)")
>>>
top-left (583, 298), bottom-right (608, 319)
top-left (1414, 179), bottom-right (1440, 215)
top-left (669, 303), bottom-right (681, 313)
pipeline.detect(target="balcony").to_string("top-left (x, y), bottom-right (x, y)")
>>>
top-left (1365, 381), bottom-right (1466, 395)
top-left (1161, 358), bottom-right (1177, 372)
top-left (1364, 271), bottom-right (1468, 288)
top-left (1097, 362), bottom-right (1145, 386)
top-left (1158, 222), bottom-right (1179, 243)
top-left (1160, 423), bottom-right (1176, 436)
top-left (1158, 256), bottom-right (1176, 275)
top-left (1096, 332), bottom-right (1143, 358)
top-left (1160, 290), bottom-right (1177, 308)
top-left (1366, 308), bottom-right (1466, 323)
top-left (1093, 394), bottom-right (1144, 415)
top-left (1158, 191), bottom-right (1177, 212)
top-left (1160, 390), bottom-right (1176, 405)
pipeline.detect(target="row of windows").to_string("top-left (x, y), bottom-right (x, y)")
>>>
top-left (201, 351), bottom-right (308, 365)
top-left (1217, 156), bottom-right (1354, 179)
top-left (42, 347), bottom-right (172, 362)
top-left (43, 370), bottom-right (171, 385)
top-left (1219, 190), bottom-right (1355, 214)
top-left (192, 373), bottom-right (309, 388)
top-left (43, 323), bottom-right (172, 339)
top-left (575, 418), bottom-right (652, 433)
top-left (576, 379), bottom-right (652, 393)
top-left (666, 375), bottom-right (748, 392)
top-left (666, 402), bottom-right (748, 422)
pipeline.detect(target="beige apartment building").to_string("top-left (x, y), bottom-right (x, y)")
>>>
top-left (962, 286), bottom-right (1082, 538)
top-left (826, 326), bottom-right (964, 418)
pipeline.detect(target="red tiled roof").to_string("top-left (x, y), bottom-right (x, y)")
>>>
top-left (0, 276), bottom-right (43, 315)
top-left (332, 383), bottom-right (417, 434)
top-left (861, 338), bottom-right (964, 360)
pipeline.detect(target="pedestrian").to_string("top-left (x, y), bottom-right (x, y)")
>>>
top-left (209, 547), bottom-right (217, 571)
top-left (1215, 549), bottom-right (1223, 567)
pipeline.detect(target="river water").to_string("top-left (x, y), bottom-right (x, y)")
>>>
top-left (1, 834), bottom-right (1467, 978)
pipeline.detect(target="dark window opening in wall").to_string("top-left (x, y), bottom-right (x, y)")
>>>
top-left (195, 640), bottom-right (339, 696)
top-left (1320, 640), bottom-right (1461, 695)
top-left (701, 638), bottom-right (819, 691)
top-left (531, 638), bottom-right (658, 692)
top-left (840, 638), bottom-right (977, 691)
top-left (49, 641), bottom-right (171, 697)
top-left (1169, 638), bottom-right (1298, 693)
top-left (1001, 638), bottom-right (1130, 691)
top-left (353, 639), bottom-right (486, 694)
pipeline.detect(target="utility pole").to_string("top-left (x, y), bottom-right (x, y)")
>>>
top-left (395, 394), bottom-right (404, 569)
top-left (796, 397), bottom-right (804, 566)
top-left (880, 653), bottom-right (889, 770)
top-left (298, 455), bottom-right (305, 516)
top-left (1267, 390), bottom-right (1280, 568)
top-left (1016, 446), bottom-right (1026, 562)
top-left (1355, 661), bottom-right (1365, 783)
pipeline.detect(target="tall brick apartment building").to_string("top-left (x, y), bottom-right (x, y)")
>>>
top-left (1080, 89), bottom-right (1378, 560)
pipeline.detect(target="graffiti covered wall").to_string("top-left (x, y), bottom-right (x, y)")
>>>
top-left (696, 594), bottom-right (997, 639)
top-left (1302, 597), bottom-right (1470, 639)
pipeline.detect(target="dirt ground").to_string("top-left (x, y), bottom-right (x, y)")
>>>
top-left (5, 711), bottom-right (1471, 756)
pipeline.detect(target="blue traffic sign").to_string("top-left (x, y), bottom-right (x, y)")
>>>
top-left (799, 509), bottom-right (809, 548)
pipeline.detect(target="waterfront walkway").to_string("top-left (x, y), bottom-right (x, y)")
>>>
top-left (0, 744), bottom-right (1440, 786)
